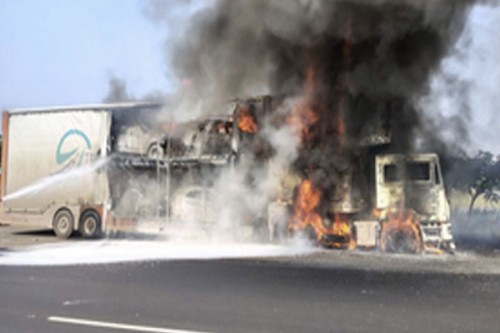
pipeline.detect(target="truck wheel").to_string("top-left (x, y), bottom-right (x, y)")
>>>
top-left (147, 142), bottom-right (164, 159)
top-left (383, 228), bottom-right (421, 254)
top-left (79, 209), bottom-right (102, 239)
top-left (53, 209), bottom-right (74, 239)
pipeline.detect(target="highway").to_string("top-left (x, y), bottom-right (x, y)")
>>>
top-left (1, 251), bottom-right (500, 333)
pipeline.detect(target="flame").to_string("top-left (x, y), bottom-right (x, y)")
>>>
top-left (289, 179), bottom-right (327, 241)
top-left (380, 209), bottom-right (423, 254)
top-left (329, 213), bottom-right (355, 249)
top-left (286, 66), bottom-right (319, 142)
top-left (372, 208), bottom-right (383, 219)
top-left (237, 105), bottom-right (258, 134)
top-left (289, 180), bottom-right (355, 248)
top-left (288, 102), bottom-right (318, 141)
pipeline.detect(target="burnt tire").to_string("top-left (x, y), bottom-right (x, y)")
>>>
top-left (383, 229), bottom-right (420, 254)
top-left (53, 208), bottom-right (74, 239)
top-left (79, 209), bottom-right (102, 239)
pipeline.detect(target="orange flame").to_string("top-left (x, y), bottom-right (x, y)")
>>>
top-left (380, 209), bottom-right (423, 254)
top-left (237, 105), bottom-right (258, 134)
top-left (329, 213), bottom-right (355, 249)
top-left (287, 66), bottom-right (319, 141)
top-left (288, 102), bottom-right (318, 141)
top-left (289, 179), bottom-right (327, 241)
top-left (289, 180), bottom-right (355, 248)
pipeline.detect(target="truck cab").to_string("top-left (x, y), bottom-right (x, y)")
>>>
top-left (375, 154), bottom-right (454, 252)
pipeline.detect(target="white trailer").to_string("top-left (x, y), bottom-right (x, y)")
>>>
top-left (0, 102), bottom-right (162, 238)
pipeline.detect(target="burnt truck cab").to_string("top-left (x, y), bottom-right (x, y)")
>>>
top-left (375, 153), bottom-right (455, 252)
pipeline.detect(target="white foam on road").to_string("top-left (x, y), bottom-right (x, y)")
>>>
top-left (48, 315), bottom-right (215, 333)
top-left (0, 240), bottom-right (316, 266)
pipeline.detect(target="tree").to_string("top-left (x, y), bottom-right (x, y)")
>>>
top-left (446, 151), bottom-right (500, 213)
top-left (465, 152), bottom-right (500, 213)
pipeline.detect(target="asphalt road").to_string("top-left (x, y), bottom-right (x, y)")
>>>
top-left (1, 256), bottom-right (500, 333)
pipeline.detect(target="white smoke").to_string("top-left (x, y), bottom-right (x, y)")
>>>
top-left (418, 4), bottom-right (500, 155)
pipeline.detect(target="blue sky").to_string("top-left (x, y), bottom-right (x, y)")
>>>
top-left (0, 0), bottom-right (171, 110)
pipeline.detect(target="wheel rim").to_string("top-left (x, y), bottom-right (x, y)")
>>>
top-left (83, 217), bottom-right (96, 235)
top-left (58, 217), bottom-right (69, 232)
top-left (54, 210), bottom-right (74, 238)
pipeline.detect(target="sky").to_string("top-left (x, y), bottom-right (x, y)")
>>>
top-left (0, 0), bottom-right (499, 154)
top-left (0, 0), bottom-right (171, 110)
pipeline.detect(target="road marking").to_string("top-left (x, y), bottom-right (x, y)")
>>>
top-left (47, 316), bottom-right (214, 333)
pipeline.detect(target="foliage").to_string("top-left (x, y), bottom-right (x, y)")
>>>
top-left (448, 151), bottom-right (500, 213)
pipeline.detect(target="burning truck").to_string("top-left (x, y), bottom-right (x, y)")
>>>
top-left (152, 0), bottom-right (475, 253)
top-left (0, 1), bottom-right (471, 255)
top-left (0, 96), bottom-right (455, 254)
top-left (230, 95), bottom-right (455, 254)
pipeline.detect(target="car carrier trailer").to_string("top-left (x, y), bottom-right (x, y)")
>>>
top-left (0, 102), bottom-right (166, 238)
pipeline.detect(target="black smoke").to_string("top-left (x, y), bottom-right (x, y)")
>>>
top-left (149, 0), bottom-right (480, 210)
top-left (164, 0), bottom-right (475, 152)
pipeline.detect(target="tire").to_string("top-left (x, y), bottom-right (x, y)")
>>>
top-left (147, 142), bottom-right (164, 159)
top-left (383, 228), bottom-right (420, 254)
top-left (53, 208), bottom-right (74, 239)
top-left (79, 209), bottom-right (102, 239)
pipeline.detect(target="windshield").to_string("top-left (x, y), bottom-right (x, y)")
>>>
top-left (406, 162), bottom-right (431, 181)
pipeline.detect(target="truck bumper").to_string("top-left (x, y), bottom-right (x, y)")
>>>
top-left (420, 221), bottom-right (455, 252)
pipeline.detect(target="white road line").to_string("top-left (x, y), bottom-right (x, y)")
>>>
top-left (47, 316), bottom-right (215, 333)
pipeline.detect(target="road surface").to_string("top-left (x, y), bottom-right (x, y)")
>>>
top-left (1, 252), bottom-right (500, 333)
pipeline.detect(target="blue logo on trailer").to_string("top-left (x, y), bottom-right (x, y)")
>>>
top-left (56, 129), bottom-right (92, 167)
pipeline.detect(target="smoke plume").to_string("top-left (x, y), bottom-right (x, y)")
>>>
top-left (170, 1), bottom-right (472, 107)
top-left (169, 0), bottom-right (472, 174)
top-left (103, 77), bottom-right (134, 103)
top-left (142, 0), bottom-right (485, 243)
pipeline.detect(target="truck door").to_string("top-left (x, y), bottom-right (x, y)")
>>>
top-left (404, 155), bottom-right (450, 221)
top-left (404, 159), bottom-right (434, 216)
top-left (375, 155), bottom-right (405, 210)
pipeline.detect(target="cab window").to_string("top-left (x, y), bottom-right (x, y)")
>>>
top-left (384, 164), bottom-right (399, 182)
top-left (406, 162), bottom-right (430, 181)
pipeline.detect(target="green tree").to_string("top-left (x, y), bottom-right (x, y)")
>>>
top-left (465, 152), bottom-right (500, 213)
top-left (446, 151), bottom-right (500, 213)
